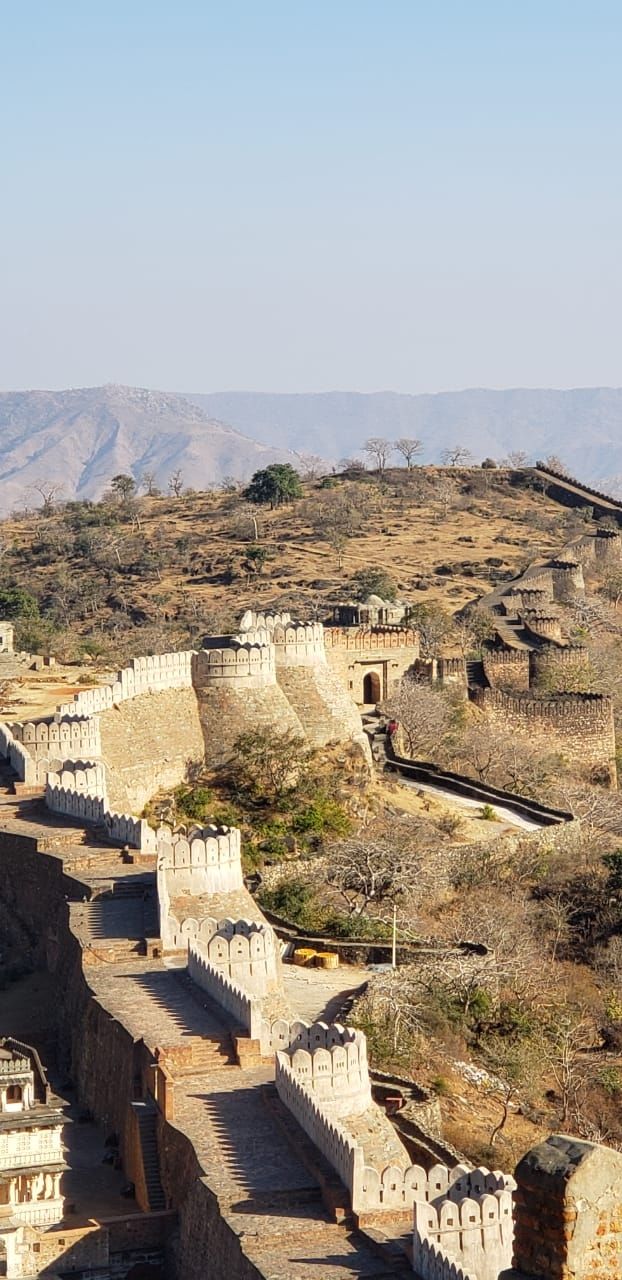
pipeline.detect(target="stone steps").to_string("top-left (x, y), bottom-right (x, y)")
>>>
top-left (132, 1101), bottom-right (166, 1211)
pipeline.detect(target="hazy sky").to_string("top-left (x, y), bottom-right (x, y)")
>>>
top-left (1, 1), bottom-right (620, 394)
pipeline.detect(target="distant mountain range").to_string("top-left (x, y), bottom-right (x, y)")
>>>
top-left (1, 384), bottom-right (622, 516)
top-left (0, 385), bottom-right (297, 515)
top-left (188, 387), bottom-right (622, 491)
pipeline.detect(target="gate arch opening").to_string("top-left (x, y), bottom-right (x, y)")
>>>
top-left (363, 671), bottom-right (381, 704)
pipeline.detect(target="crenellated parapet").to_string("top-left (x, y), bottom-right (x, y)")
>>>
top-left (10, 717), bottom-right (101, 782)
top-left (324, 625), bottom-right (418, 653)
top-left (472, 687), bottom-right (616, 784)
top-left (520, 610), bottom-right (563, 644)
top-left (413, 1187), bottom-right (515, 1280)
top-left (45, 759), bottom-right (107, 800)
top-left (191, 918), bottom-right (281, 993)
top-left (549, 558), bottom-right (585, 602)
top-left (277, 1027), bottom-right (371, 1116)
top-left (156, 824), bottom-right (243, 895)
top-left (57, 650), bottom-right (195, 718)
top-left (192, 642), bottom-right (276, 689)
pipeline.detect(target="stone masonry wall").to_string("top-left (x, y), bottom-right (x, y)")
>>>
top-left (481, 647), bottom-right (531, 691)
top-left (472, 688), bottom-right (616, 785)
top-left (98, 686), bottom-right (205, 812)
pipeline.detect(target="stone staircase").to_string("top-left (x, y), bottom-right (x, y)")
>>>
top-left (131, 1100), bottom-right (166, 1211)
top-left (465, 658), bottom-right (488, 690)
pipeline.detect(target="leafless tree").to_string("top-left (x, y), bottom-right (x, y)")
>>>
top-left (600, 568), bottom-right (622, 609)
top-left (432, 474), bottom-right (458, 519)
top-left (141, 470), bottom-right (161, 497)
top-left (543, 454), bottom-right (570, 476)
top-left (169, 469), bottom-right (184, 498)
top-left (441, 445), bottom-right (473, 467)
top-left (294, 452), bottom-right (324, 479)
top-left (382, 677), bottom-right (452, 758)
top-left (325, 836), bottom-right (422, 916)
top-left (506, 450), bottom-right (530, 468)
top-left (394, 437), bottom-right (423, 469)
top-left (363, 437), bottom-right (393, 473)
top-left (30, 482), bottom-right (63, 516)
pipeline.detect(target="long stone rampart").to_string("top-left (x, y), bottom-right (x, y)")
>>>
top-left (44, 783), bottom-right (158, 852)
top-left (472, 687), bottom-right (616, 785)
top-left (57, 650), bottom-right (195, 718)
top-left (187, 944), bottom-right (262, 1040)
top-left (274, 1057), bottom-right (361, 1200)
top-left (413, 1190), bottom-right (514, 1280)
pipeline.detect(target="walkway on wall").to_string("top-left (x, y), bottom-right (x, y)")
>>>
top-left (530, 465), bottom-right (622, 518)
top-left (364, 713), bottom-right (573, 832)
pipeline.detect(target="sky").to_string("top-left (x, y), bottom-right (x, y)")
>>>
top-left (0, 1), bottom-right (620, 395)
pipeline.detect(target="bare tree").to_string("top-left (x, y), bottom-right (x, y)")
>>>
top-left (169, 469), bottom-right (184, 498)
top-left (432, 474), bottom-right (458, 519)
top-left (382, 677), bottom-right (452, 758)
top-left (441, 445), bottom-right (473, 466)
top-left (394, 438), bottom-right (423, 469)
top-left (363, 438), bottom-right (393, 473)
top-left (141, 470), bottom-right (161, 497)
top-left (506, 450), bottom-right (530, 468)
top-left (600, 569), bottom-right (622, 609)
top-left (30, 482), bottom-right (63, 516)
top-left (543, 454), bottom-right (570, 476)
top-left (325, 837), bottom-right (422, 916)
top-left (294, 452), bottom-right (324, 479)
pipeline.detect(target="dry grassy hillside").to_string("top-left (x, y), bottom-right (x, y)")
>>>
top-left (0, 466), bottom-right (579, 664)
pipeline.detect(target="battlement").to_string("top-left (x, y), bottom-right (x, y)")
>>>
top-left (474, 687), bottom-right (612, 721)
top-left (324, 626), bottom-right (418, 652)
top-left (156, 824), bottom-right (243, 895)
top-left (192, 642), bottom-right (276, 689)
top-left (277, 1030), bottom-right (371, 1115)
top-left (235, 622), bottom-right (327, 664)
top-left (196, 918), bottom-right (281, 993)
top-left (413, 1190), bottom-right (514, 1280)
top-left (520, 610), bottom-right (563, 643)
top-left (595, 527), bottom-right (622, 560)
top-left (57, 649), bottom-right (194, 717)
top-left (187, 944), bottom-right (261, 1040)
top-left (481, 646), bottom-right (530, 691)
top-left (46, 759), bottom-right (107, 799)
top-left (10, 715), bottom-right (101, 768)
top-left (239, 609), bottom-right (292, 631)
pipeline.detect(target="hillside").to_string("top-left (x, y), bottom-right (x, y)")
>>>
top-left (189, 387), bottom-right (622, 488)
top-left (0, 384), bottom-right (297, 515)
top-left (0, 465), bottom-right (574, 678)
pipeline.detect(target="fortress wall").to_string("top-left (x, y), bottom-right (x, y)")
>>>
top-left (57, 650), bottom-right (195, 719)
top-left (517, 569), bottom-right (554, 599)
top-left (274, 1056), bottom-right (361, 1199)
top-left (595, 528), bottom-right (622, 563)
top-left (157, 825), bottom-right (243, 897)
top-left (275, 661), bottom-right (369, 752)
top-left (98, 686), bottom-right (204, 813)
top-left (472, 688), bottom-right (616, 785)
top-left (413, 1191), bottom-right (514, 1280)
top-left (192, 682), bottom-right (306, 766)
top-left (481, 647), bottom-right (531, 691)
top-left (530, 644), bottom-right (591, 686)
top-left (187, 944), bottom-right (261, 1040)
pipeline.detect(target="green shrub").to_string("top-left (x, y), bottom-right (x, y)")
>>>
top-left (479, 804), bottom-right (498, 822)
